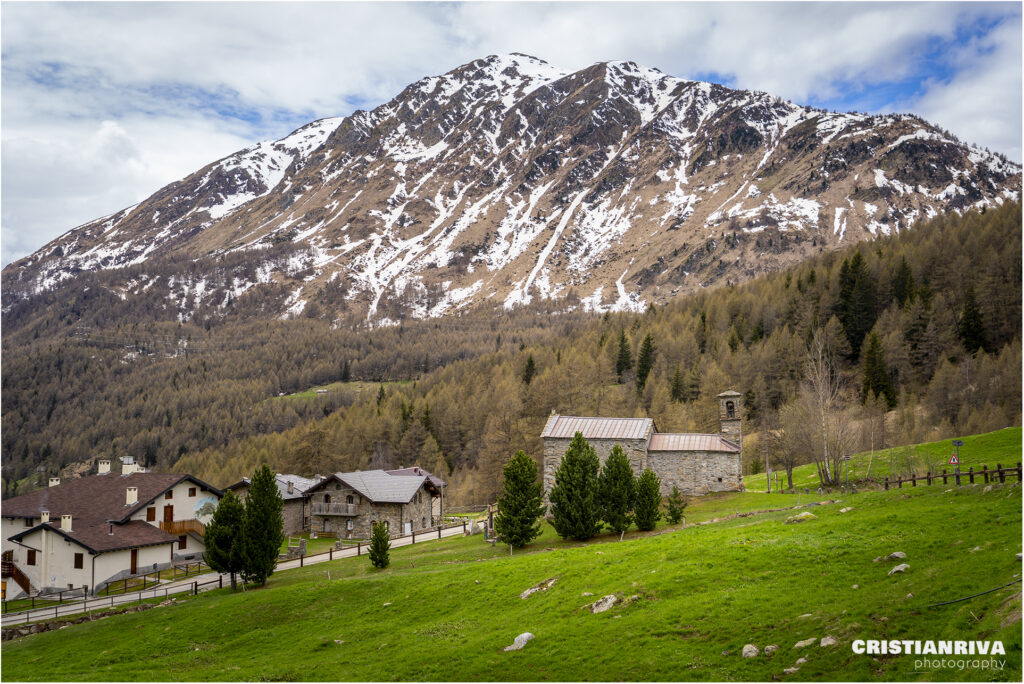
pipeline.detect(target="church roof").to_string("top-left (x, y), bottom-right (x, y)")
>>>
top-left (540, 415), bottom-right (655, 440)
top-left (648, 434), bottom-right (740, 453)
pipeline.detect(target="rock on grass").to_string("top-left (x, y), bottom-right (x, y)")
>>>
top-left (742, 644), bottom-right (759, 658)
top-left (785, 512), bottom-right (817, 524)
top-left (888, 563), bottom-right (910, 575)
top-left (503, 633), bottom-right (534, 651)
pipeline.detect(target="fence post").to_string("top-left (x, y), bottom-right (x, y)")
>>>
top-left (942, 469), bottom-right (947, 485)
top-left (898, 476), bottom-right (902, 489)
top-left (438, 526), bottom-right (442, 540)
top-left (983, 465), bottom-right (989, 483)
top-left (926, 471), bottom-right (932, 485)
top-left (357, 542), bottom-right (361, 556)
top-left (463, 521), bottom-right (467, 534)
top-left (911, 471), bottom-right (917, 487)
top-left (329, 548), bottom-right (333, 561)
top-left (884, 477), bottom-right (889, 490)
top-left (300, 553), bottom-right (304, 568)
top-left (968, 467), bottom-right (974, 484)
top-left (412, 531), bottom-right (415, 544)
top-left (1018, 462), bottom-right (1022, 482)
top-left (997, 463), bottom-right (1005, 483)
top-left (219, 575), bottom-right (223, 590)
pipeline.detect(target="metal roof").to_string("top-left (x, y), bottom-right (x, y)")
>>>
top-left (540, 415), bottom-right (654, 440)
top-left (335, 470), bottom-right (427, 504)
top-left (648, 434), bottom-right (740, 453)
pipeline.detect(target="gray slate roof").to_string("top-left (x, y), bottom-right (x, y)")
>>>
top-left (540, 415), bottom-right (655, 440)
top-left (226, 473), bottom-right (324, 500)
top-left (385, 467), bottom-right (446, 489)
top-left (335, 470), bottom-right (426, 504)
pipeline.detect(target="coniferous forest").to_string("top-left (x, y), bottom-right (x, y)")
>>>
top-left (2, 203), bottom-right (1020, 505)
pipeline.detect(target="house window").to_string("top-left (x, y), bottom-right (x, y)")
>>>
top-left (422, 517), bottom-right (426, 528)
top-left (335, 484), bottom-right (341, 491)
top-left (74, 553), bottom-right (84, 569)
top-left (178, 535), bottom-right (187, 550)
top-left (324, 494), bottom-right (331, 504)
top-left (346, 495), bottom-right (354, 504)
top-left (146, 507), bottom-right (156, 522)
top-left (188, 487), bottom-right (197, 497)
top-left (24, 517), bottom-right (33, 527)
top-left (165, 490), bottom-right (173, 500)
top-left (27, 550), bottom-right (36, 566)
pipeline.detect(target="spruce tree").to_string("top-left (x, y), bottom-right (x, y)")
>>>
top-left (892, 256), bottom-right (915, 308)
top-left (494, 451), bottom-right (546, 548)
top-left (958, 284), bottom-right (988, 353)
top-left (204, 489), bottom-right (245, 590)
top-left (369, 521), bottom-right (390, 569)
top-left (665, 486), bottom-right (687, 524)
top-left (635, 333), bottom-right (656, 393)
top-left (521, 354), bottom-right (536, 385)
top-left (598, 445), bottom-right (635, 535)
top-left (669, 366), bottom-right (686, 403)
top-left (239, 465), bottom-right (284, 586)
top-left (861, 332), bottom-right (896, 408)
top-left (633, 468), bottom-right (662, 531)
top-left (548, 432), bottom-right (602, 541)
top-left (615, 330), bottom-right (633, 383)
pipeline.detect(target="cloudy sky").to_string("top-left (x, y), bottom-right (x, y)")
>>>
top-left (2, 1), bottom-right (1021, 266)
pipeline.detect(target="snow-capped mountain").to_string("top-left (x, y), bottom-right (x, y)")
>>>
top-left (4, 54), bottom-right (1020, 323)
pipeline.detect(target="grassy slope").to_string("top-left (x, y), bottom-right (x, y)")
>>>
top-left (4, 483), bottom-right (1020, 682)
top-left (752, 427), bottom-right (1022, 492)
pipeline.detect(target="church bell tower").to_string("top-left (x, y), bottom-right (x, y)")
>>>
top-left (717, 390), bottom-right (742, 452)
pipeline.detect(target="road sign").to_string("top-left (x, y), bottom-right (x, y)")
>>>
top-left (949, 454), bottom-right (959, 465)
top-left (952, 439), bottom-right (964, 447)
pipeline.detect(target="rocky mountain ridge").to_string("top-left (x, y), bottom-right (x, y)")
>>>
top-left (4, 53), bottom-right (1020, 324)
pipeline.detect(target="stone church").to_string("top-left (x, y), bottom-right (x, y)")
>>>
top-left (541, 390), bottom-right (744, 498)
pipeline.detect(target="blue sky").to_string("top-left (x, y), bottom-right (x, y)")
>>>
top-left (2, 1), bottom-right (1021, 266)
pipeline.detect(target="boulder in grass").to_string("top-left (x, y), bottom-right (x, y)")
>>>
top-left (742, 644), bottom-right (760, 658)
top-left (520, 577), bottom-right (558, 599)
top-left (589, 595), bottom-right (619, 613)
top-left (785, 512), bottom-right (817, 524)
top-left (764, 644), bottom-right (780, 656)
top-left (794, 638), bottom-right (816, 649)
top-left (886, 551), bottom-right (907, 560)
top-left (783, 667), bottom-right (800, 675)
top-left (820, 636), bottom-right (837, 647)
top-left (888, 563), bottom-right (910, 575)
top-left (503, 633), bottom-right (534, 651)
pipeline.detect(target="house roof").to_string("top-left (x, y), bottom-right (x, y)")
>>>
top-left (0, 472), bottom-right (222, 524)
top-left (648, 434), bottom-right (740, 453)
top-left (385, 467), bottom-right (446, 489)
top-left (10, 520), bottom-right (177, 554)
top-left (308, 470), bottom-right (427, 504)
top-left (226, 473), bottom-right (324, 500)
top-left (540, 415), bottom-right (655, 440)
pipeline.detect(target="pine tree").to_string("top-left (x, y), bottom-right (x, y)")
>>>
top-left (598, 445), bottom-right (635, 535)
top-left (958, 284), bottom-right (988, 353)
top-left (669, 366), bottom-right (686, 403)
top-left (635, 333), bottom-right (656, 393)
top-left (203, 489), bottom-right (245, 590)
top-left (615, 330), bottom-right (633, 383)
top-left (369, 521), bottom-right (390, 568)
top-left (340, 359), bottom-right (351, 382)
top-left (633, 468), bottom-right (661, 531)
top-left (521, 354), bottom-right (536, 385)
top-left (239, 465), bottom-right (284, 586)
top-left (665, 486), bottom-right (687, 524)
top-left (548, 432), bottom-right (602, 541)
top-left (494, 451), bottom-right (546, 548)
top-left (861, 332), bottom-right (896, 409)
top-left (892, 256), bottom-right (915, 308)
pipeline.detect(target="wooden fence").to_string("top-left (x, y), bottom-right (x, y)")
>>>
top-left (883, 462), bottom-right (1022, 490)
top-left (291, 521), bottom-right (468, 568)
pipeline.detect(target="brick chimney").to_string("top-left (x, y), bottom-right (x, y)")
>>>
top-left (48, 477), bottom-right (60, 487)
top-left (126, 487), bottom-right (138, 506)
top-left (61, 514), bottom-right (72, 531)
top-left (98, 460), bottom-right (111, 475)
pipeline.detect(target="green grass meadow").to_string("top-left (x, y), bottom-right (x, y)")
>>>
top-left (753, 427), bottom-right (1022, 492)
top-left (3, 478), bottom-right (1020, 681)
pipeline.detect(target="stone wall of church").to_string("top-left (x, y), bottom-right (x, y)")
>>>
top-left (631, 450), bottom-right (744, 496)
top-left (542, 437), bottom-right (649, 504)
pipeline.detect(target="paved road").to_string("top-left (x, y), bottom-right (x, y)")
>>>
top-left (2, 524), bottom-right (468, 626)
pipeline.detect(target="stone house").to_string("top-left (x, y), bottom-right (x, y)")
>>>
top-left (1, 463), bottom-right (221, 598)
top-left (304, 469), bottom-right (444, 539)
top-left (226, 473), bottom-right (323, 536)
top-left (541, 390), bottom-right (744, 499)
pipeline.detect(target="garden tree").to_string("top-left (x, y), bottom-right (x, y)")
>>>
top-left (548, 432), bottom-right (602, 541)
top-left (598, 445), bottom-right (635, 535)
top-left (861, 332), bottom-right (896, 408)
top-left (521, 354), bottom-right (536, 385)
top-left (493, 450), bottom-right (546, 548)
top-left (239, 465), bottom-right (284, 586)
top-left (203, 489), bottom-right (245, 590)
top-left (633, 468), bottom-right (662, 531)
top-left (958, 284), bottom-right (988, 354)
top-left (665, 486), bottom-right (687, 524)
top-left (369, 521), bottom-right (390, 569)
top-left (635, 333), bottom-right (656, 393)
top-left (615, 329), bottom-right (633, 383)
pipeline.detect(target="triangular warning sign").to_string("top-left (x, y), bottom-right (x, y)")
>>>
top-left (949, 453), bottom-right (959, 465)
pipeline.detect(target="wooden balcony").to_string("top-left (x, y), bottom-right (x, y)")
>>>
top-left (2, 560), bottom-right (32, 594)
top-left (159, 519), bottom-right (206, 536)
top-left (310, 502), bottom-right (359, 517)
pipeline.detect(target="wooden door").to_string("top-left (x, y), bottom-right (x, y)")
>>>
top-left (163, 505), bottom-right (173, 523)
top-left (130, 549), bottom-right (138, 575)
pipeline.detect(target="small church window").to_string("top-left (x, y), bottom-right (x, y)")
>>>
top-left (726, 401), bottom-right (735, 418)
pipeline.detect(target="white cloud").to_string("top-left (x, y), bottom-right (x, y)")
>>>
top-left (1, 2), bottom-right (1019, 266)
